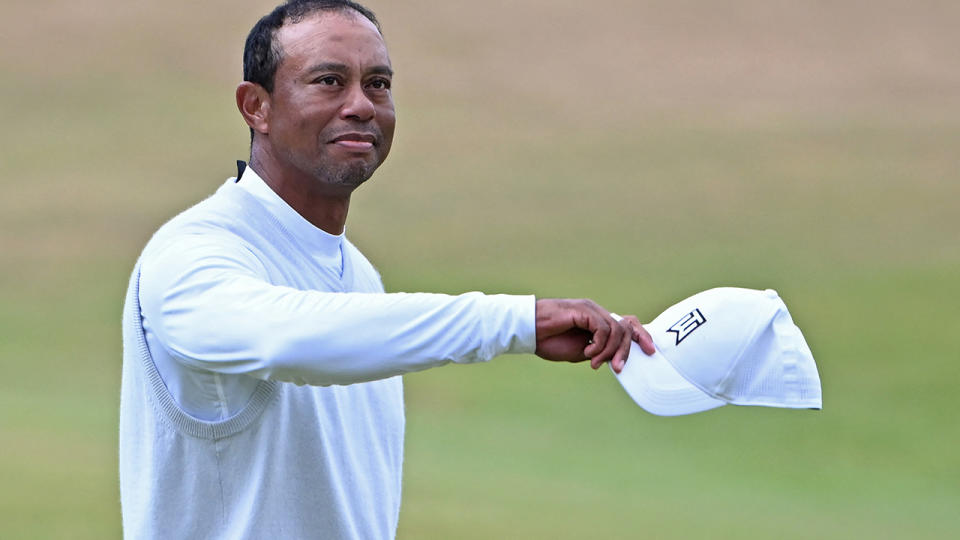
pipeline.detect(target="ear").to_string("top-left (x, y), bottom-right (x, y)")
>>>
top-left (236, 81), bottom-right (271, 135)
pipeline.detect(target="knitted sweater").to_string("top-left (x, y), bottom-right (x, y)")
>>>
top-left (120, 177), bottom-right (536, 539)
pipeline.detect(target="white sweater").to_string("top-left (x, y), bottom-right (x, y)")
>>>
top-left (120, 169), bottom-right (536, 539)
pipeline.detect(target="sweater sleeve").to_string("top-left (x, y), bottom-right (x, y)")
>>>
top-left (138, 234), bottom-right (536, 387)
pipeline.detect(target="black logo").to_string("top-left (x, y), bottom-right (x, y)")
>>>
top-left (667, 309), bottom-right (706, 345)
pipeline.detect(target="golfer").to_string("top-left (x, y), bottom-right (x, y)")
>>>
top-left (120, 1), bottom-right (654, 537)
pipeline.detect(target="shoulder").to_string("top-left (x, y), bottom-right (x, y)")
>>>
top-left (139, 181), bottom-right (267, 278)
top-left (341, 238), bottom-right (377, 270)
top-left (149, 181), bottom-right (248, 243)
top-left (342, 238), bottom-right (385, 292)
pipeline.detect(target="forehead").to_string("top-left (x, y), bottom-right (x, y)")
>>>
top-left (275, 11), bottom-right (390, 71)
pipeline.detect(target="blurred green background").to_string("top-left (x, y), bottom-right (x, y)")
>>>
top-left (2, 0), bottom-right (958, 538)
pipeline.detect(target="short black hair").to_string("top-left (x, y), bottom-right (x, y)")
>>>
top-left (243, 0), bottom-right (381, 94)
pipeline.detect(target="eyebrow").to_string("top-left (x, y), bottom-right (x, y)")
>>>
top-left (305, 62), bottom-right (394, 77)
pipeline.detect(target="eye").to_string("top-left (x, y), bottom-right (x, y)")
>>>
top-left (313, 75), bottom-right (341, 86)
top-left (367, 77), bottom-right (391, 90)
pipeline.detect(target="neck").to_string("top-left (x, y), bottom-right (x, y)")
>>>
top-left (248, 145), bottom-right (351, 235)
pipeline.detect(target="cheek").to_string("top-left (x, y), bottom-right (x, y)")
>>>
top-left (288, 111), bottom-right (335, 148)
top-left (378, 106), bottom-right (397, 137)
top-left (294, 116), bottom-right (314, 134)
top-left (282, 99), bottom-right (335, 134)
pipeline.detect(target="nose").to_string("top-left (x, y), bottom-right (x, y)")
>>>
top-left (340, 83), bottom-right (375, 122)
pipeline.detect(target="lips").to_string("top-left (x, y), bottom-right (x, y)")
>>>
top-left (330, 132), bottom-right (377, 146)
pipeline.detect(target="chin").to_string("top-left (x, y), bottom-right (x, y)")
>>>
top-left (317, 161), bottom-right (376, 188)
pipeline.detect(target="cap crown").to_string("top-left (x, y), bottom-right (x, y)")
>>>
top-left (646, 288), bottom-right (821, 407)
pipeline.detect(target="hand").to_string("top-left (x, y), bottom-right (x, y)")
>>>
top-left (534, 299), bottom-right (656, 373)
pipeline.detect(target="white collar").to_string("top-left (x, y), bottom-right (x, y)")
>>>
top-left (235, 166), bottom-right (344, 269)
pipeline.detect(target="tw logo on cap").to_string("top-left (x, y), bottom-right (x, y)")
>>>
top-left (667, 309), bottom-right (706, 345)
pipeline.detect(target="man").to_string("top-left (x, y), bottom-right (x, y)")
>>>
top-left (120, 1), bottom-right (655, 538)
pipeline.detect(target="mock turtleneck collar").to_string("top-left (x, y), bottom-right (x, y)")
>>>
top-left (235, 165), bottom-right (344, 272)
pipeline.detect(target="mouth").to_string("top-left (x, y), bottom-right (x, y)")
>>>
top-left (329, 132), bottom-right (377, 151)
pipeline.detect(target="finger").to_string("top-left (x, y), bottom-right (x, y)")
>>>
top-left (610, 319), bottom-right (635, 373)
top-left (590, 316), bottom-right (625, 369)
top-left (633, 322), bottom-right (657, 356)
top-left (619, 315), bottom-right (655, 356)
top-left (622, 315), bottom-right (640, 330)
top-left (578, 301), bottom-right (608, 360)
top-left (585, 319), bottom-right (610, 366)
top-left (535, 328), bottom-right (592, 363)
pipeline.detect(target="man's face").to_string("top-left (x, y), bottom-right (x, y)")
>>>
top-left (266, 11), bottom-right (395, 191)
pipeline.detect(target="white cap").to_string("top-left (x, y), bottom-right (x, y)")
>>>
top-left (613, 287), bottom-right (822, 416)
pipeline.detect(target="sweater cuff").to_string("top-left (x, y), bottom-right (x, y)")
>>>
top-left (487, 294), bottom-right (537, 356)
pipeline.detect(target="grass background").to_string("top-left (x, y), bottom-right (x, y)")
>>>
top-left (2, 0), bottom-right (958, 538)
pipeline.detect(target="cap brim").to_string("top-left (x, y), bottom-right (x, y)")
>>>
top-left (612, 341), bottom-right (726, 416)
